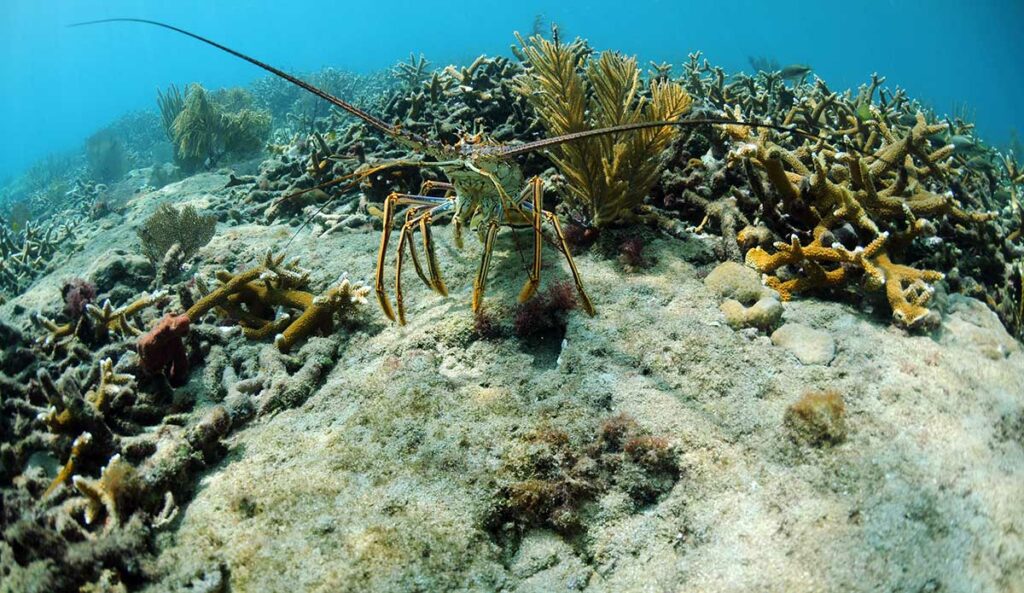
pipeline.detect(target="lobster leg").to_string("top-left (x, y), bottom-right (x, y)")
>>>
top-left (395, 202), bottom-right (453, 325)
top-left (401, 207), bottom-right (433, 290)
top-left (420, 212), bottom-right (448, 296)
top-left (419, 180), bottom-right (455, 196)
top-left (517, 176), bottom-right (544, 303)
top-left (539, 209), bottom-right (596, 316)
top-left (472, 221), bottom-right (501, 313)
top-left (376, 192), bottom-right (451, 322)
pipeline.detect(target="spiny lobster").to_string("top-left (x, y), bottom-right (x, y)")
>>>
top-left (73, 18), bottom-right (854, 325)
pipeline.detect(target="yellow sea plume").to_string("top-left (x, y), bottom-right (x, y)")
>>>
top-left (514, 33), bottom-right (692, 227)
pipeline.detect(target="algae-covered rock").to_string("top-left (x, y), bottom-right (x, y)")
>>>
top-left (720, 296), bottom-right (783, 331)
top-left (784, 389), bottom-right (847, 445)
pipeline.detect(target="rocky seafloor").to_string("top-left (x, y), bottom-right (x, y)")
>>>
top-left (0, 171), bottom-right (1021, 592)
top-left (2, 42), bottom-right (1023, 593)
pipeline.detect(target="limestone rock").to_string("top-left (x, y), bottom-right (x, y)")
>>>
top-left (704, 261), bottom-right (765, 304)
top-left (771, 322), bottom-right (836, 365)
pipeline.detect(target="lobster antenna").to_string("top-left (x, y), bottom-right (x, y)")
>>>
top-left (480, 118), bottom-right (887, 162)
top-left (68, 18), bottom-right (439, 150)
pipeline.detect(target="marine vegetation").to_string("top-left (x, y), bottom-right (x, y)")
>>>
top-left (513, 33), bottom-right (693, 227)
top-left (136, 202), bottom-right (217, 284)
top-left (489, 413), bottom-right (678, 540)
top-left (160, 83), bottom-right (272, 172)
top-left (84, 127), bottom-right (130, 183)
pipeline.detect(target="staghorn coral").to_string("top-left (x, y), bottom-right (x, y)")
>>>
top-left (725, 108), bottom-right (992, 328)
top-left (33, 290), bottom-right (166, 349)
top-left (746, 225), bottom-right (945, 328)
top-left (655, 52), bottom-right (1021, 336)
top-left (0, 216), bottom-right (79, 299)
top-left (72, 454), bottom-right (140, 532)
top-left (182, 251), bottom-right (370, 353)
top-left (514, 33), bottom-right (693, 227)
top-left (393, 53), bottom-right (432, 89)
top-left (137, 202), bottom-right (216, 267)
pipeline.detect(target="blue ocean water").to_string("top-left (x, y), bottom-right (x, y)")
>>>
top-left (1, 0), bottom-right (1021, 185)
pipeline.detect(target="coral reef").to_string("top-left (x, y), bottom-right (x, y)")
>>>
top-left (0, 216), bottom-right (80, 299)
top-left (654, 54), bottom-right (1017, 334)
top-left (185, 251), bottom-right (370, 353)
top-left (1, 31), bottom-right (1023, 593)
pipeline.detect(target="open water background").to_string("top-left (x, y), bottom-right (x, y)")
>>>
top-left (1, 0), bottom-right (1021, 185)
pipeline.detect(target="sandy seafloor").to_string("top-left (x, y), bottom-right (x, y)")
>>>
top-left (4, 171), bottom-right (1023, 592)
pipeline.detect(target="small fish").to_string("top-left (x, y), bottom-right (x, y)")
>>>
top-left (854, 101), bottom-right (873, 122)
top-left (964, 155), bottom-right (996, 172)
top-left (950, 135), bottom-right (981, 154)
top-left (780, 64), bottom-right (812, 80)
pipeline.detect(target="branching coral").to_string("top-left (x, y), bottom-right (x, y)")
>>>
top-left (72, 454), bottom-right (139, 532)
top-left (33, 290), bottom-right (166, 348)
top-left (0, 216), bottom-right (78, 298)
top-left (514, 33), bottom-right (693, 227)
top-left (746, 224), bottom-right (944, 328)
top-left (133, 253), bottom-right (368, 390)
top-left (731, 111), bottom-right (993, 328)
top-left (185, 251), bottom-right (369, 353)
top-left (662, 53), bottom-right (1021, 335)
top-left (393, 53), bottom-right (432, 89)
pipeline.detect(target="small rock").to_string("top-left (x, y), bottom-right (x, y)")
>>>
top-left (771, 323), bottom-right (836, 365)
top-left (704, 261), bottom-right (766, 304)
top-left (87, 249), bottom-right (155, 294)
top-left (721, 296), bottom-right (784, 331)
